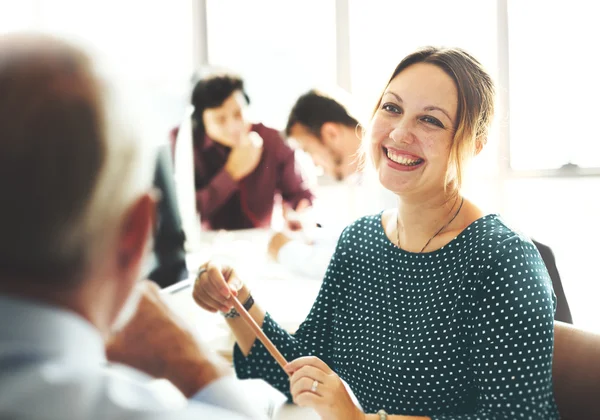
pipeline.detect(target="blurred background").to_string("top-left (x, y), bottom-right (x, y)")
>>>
top-left (2, 0), bottom-right (598, 331)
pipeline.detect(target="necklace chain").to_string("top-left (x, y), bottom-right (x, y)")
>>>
top-left (396, 197), bottom-right (465, 253)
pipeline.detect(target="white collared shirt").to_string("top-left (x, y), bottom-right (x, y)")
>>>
top-left (0, 296), bottom-right (265, 420)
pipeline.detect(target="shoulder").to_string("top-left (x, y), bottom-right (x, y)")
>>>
top-left (468, 215), bottom-right (540, 264)
top-left (337, 213), bottom-right (384, 246)
top-left (252, 123), bottom-right (294, 157)
top-left (458, 214), bottom-right (532, 259)
top-left (252, 122), bottom-right (284, 146)
top-left (470, 216), bottom-right (551, 295)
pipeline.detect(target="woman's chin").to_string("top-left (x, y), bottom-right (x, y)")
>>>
top-left (378, 167), bottom-right (418, 193)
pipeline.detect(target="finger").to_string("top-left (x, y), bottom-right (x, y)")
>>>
top-left (192, 288), bottom-right (229, 313)
top-left (206, 264), bottom-right (232, 298)
top-left (191, 290), bottom-right (217, 312)
top-left (203, 280), bottom-right (232, 307)
top-left (193, 265), bottom-right (240, 310)
top-left (290, 376), bottom-right (322, 399)
top-left (296, 198), bottom-right (310, 212)
top-left (192, 279), bottom-right (227, 312)
top-left (191, 269), bottom-right (223, 310)
top-left (223, 268), bottom-right (243, 293)
top-left (293, 391), bottom-right (321, 408)
top-left (289, 365), bottom-right (328, 390)
top-left (285, 356), bottom-right (333, 375)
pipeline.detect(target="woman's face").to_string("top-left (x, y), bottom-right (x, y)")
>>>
top-left (368, 62), bottom-right (458, 198)
top-left (202, 90), bottom-right (247, 148)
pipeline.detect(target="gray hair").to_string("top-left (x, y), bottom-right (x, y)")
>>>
top-left (0, 33), bottom-right (154, 285)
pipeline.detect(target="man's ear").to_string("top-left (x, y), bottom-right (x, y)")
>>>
top-left (116, 191), bottom-right (158, 273)
top-left (319, 122), bottom-right (341, 147)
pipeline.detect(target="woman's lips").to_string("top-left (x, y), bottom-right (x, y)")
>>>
top-left (383, 146), bottom-right (425, 170)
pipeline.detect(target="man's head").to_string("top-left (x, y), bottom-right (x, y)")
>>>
top-left (191, 74), bottom-right (250, 148)
top-left (0, 33), bottom-right (156, 334)
top-left (286, 90), bottom-right (361, 180)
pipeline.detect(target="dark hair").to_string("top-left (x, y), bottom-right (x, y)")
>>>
top-left (190, 74), bottom-right (250, 135)
top-left (285, 90), bottom-right (359, 139)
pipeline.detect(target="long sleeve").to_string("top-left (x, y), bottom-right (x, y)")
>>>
top-left (432, 236), bottom-right (558, 420)
top-left (195, 167), bottom-right (239, 219)
top-left (233, 230), bottom-right (346, 399)
top-left (0, 296), bottom-right (264, 420)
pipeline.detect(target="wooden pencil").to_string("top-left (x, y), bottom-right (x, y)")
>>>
top-left (230, 295), bottom-right (289, 374)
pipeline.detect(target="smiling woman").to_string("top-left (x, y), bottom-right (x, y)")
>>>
top-left (193, 47), bottom-right (560, 420)
top-left (366, 47), bottom-right (495, 198)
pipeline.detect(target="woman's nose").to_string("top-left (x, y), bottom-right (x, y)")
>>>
top-left (390, 120), bottom-right (415, 145)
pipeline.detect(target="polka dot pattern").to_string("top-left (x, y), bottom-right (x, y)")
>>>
top-left (234, 214), bottom-right (559, 419)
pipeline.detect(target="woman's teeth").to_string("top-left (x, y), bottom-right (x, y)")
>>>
top-left (386, 149), bottom-right (423, 166)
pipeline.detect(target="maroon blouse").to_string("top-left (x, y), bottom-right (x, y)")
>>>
top-left (170, 123), bottom-right (313, 230)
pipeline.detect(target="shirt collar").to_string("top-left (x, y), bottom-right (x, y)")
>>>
top-left (0, 295), bottom-right (106, 364)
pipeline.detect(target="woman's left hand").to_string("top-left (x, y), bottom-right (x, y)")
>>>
top-left (285, 356), bottom-right (364, 420)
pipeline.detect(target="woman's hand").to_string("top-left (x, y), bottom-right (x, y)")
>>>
top-left (192, 262), bottom-right (246, 313)
top-left (285, 356), bottom-right (364, 420)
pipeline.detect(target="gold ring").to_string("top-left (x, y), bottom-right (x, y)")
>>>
top-left (311, 379), bottom-right (318, 393)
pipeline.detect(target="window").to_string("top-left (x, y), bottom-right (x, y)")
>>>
top-left (349, 1), bottom-right (498, 117)
top-left (348, 0), bottom-right (500, 178)
top-left (508, 0), bottom-right (600, 171)
top-left (206, 0), bottom-right (337, 130)
top-left (0, 1), bottom-right (37, 34)
top-left (37, 0), bottom-right (195, 134)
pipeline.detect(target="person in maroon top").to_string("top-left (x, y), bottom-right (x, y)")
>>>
top-left (171, 75), bottom-right (314, 230)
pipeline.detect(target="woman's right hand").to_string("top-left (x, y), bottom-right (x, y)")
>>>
top-left (192, 262), bottom-right (245, 313)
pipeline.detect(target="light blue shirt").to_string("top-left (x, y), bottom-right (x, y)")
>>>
top-left (0, 296), bottom-right (265, 419)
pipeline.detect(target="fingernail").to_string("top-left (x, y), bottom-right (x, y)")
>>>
top-left (229, 277), bottom-right (242, 291)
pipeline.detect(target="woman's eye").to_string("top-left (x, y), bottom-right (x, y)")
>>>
top-left (422, 116), bottom-right (444, 128)
top-left (382, 103), bottom-right (401, 114)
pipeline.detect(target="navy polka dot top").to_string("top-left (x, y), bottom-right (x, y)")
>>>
top-left (234, 213), bottom-right (559, 419)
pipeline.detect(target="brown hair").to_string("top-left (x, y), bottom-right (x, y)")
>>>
top-left (369, 46), bottom-right (495, 190)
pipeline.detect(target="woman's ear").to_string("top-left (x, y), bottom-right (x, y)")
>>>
top-left (474, 136), bottom-right (486, 156)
